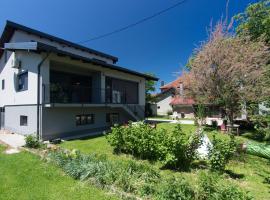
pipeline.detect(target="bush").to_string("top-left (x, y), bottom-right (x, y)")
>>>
top-left (248, 114), bottom-right (270, 142)
top-left (107, 123), bottom-right (203, 170)
top-left (198, 171), bottom-right (252, 200)
top-left (156, 177), bottom-right (195, 200)
top-left (161, 125), bottom-right (203, 170)
top-left (46, 148), bottom-right (252, 200)
top-left (208, 134), bottom-right (237, 172)
top-left (25, 135), bottom-right (42, 149)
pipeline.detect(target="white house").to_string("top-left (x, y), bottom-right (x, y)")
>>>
top-left (0, 21), bottom-right (158, 140)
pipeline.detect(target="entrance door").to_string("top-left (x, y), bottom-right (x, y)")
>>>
top-left (0, 107), bottom-right (4, 130)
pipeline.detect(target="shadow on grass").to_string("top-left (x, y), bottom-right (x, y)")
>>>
top-left (225, 169), bottom-right (245, 179)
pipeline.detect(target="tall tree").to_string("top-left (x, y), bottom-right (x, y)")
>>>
top-left (186, 20), bottom-right (269, 125)
top-left (145, 73), bottom-right (157, 103)
top-left (235, 0), bottom-right (270, 106)
top-left (235, 0), bottom-right (270, 44)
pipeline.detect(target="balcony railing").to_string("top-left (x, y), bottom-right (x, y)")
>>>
top-left (42, 84), bottom-right (138, 105)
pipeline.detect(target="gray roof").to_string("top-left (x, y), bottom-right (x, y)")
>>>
top-left (0, 20), bottom-right (118, 63)
top-left (4, 41), bottom-right (158, 81)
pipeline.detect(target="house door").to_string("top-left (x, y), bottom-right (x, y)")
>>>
top-left (0, 107), bottom-right (4, 130)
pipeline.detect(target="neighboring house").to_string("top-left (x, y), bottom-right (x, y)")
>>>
top-left (156, 76), bottom-right (195, 118)
top-left (155, 76), bottom-right (222, 119)
top-left (0, 21), bottom-right (158, 140)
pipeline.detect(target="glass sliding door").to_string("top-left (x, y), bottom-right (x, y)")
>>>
top-left (105, 77), bottom-right (138, 104)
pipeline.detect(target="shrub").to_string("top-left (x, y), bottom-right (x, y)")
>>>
top-left (248, 114), bottom-right (270, 142)
top-left (25, 135), bottom-right (42, 149)
top-left (208, 134), bottom-right (237, 172)
top-left (46, 148), bottom-right (252, 200)
top-left (107, 123), bottom-right (203, 170)
top-left (197, 171), bottom-right (220, 200)
top-left (156, 177), bottom-right (195, 200)
top-left (161, 125), bottom-right (203, 170)
top-left (198, 171), bottom-right (252, 200)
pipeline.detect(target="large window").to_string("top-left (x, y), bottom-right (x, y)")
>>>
top-left (18, 72), bottom-right (28, 91)
top-left (20, 115), bottom-right (28, 126)
top-left (76, 114), bottom-right (95, 126)
top-left (50, 70), bottom-right (92, 103)
top-left (105, 77), bottom-right (139, 104)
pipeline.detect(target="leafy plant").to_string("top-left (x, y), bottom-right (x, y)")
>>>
top-left (208, 133), bottom-right (237, 172)
top-left (46, 148), bottom-right (252, 200)
top-left (156, 177), bottom-right (195, 200)
top-left (25, 135), bottom-right (42, 149)
top-left (197, 171), bottom-right (252, 200)
top-left (107, 123), bottom-right (203, 170)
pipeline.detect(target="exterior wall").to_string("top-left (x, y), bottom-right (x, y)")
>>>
top-left (156, 95), bottom-right (172, 115)
top-left (0, 51), bottom-right (43, 106)
top-left (10, 30), bottom-right (114, 64)
top-left (172, 106), bottom-right (195, 118)
top-left (4, 105), bottom-right (37, 135)
top-left (41, 106), bottom-right (131, 140)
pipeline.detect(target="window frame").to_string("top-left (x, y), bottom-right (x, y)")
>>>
top-left (76, 114), bottom-right (95, 126)
top-left (1, 79), bottom-right (4, 90)
top-left (20, 115), bottom-right (28, 126)
top-left (17, 71), bottom-right (28, 92)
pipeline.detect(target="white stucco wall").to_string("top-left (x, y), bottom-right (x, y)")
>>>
top-left (156, 95), bottom-right (172, 115)
top-left (5, 105), bottom-right (37, 135)
top-left (0, 51), bottom-right (45, 106)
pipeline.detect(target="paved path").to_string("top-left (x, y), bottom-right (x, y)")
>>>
top-left (146, 118), bottom-right (195, 125)
top-left (0, 131), bottom-right (25, 153)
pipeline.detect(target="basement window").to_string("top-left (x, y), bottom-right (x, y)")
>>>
top-left (76, 114), bottom-right (95, 126)
top-left (20, 116), bottom-right (28, 126)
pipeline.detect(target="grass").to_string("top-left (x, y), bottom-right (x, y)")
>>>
top-left (147, 116), bottom-right (195, 121)
top-left (0, 145), bottom-right (118, 200)
top-left (61, 123), bottom-right (270, 200)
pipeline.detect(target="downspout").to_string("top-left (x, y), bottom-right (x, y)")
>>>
top-left (37, 52), bottom-right (50, 140)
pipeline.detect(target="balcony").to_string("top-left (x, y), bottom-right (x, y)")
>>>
top-left (42, 84), bottom-right (137, 105)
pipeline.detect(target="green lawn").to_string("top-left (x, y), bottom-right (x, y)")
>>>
top-left (0, 145), bottom-right (118, 200)
top-left (61, 123), bottom-right (270, 200)
top-left (147, 116), bottom-right (195, 121)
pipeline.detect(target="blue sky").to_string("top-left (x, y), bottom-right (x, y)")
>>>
top-left (0, 0), bottom-right (257, 90)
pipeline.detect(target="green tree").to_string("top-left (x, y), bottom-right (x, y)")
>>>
top-left (235, 0), bottom-right (270, 113)
top-left (145, 73), bottom-right (157, 103)
top-left (235, 0), bottom-right (270, 44)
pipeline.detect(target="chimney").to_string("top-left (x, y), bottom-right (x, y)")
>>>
top-left (161, 81), bottom-right (165, 87)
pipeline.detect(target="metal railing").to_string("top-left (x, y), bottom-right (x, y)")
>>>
top-left (42, 84), bottom-right (139, 105)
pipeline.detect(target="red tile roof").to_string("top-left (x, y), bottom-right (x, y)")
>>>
top-left (160, 74), bottom-right (195, 105)
top-left (160, 77), bottom-right (184, 91)
top-left (170, 96), bottom-right (195, 105)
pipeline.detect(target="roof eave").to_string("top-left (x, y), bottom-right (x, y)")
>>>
top-left (0, 20), bottom-right (118, 62)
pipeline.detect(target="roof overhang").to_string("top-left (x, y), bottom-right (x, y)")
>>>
top-left (0, 20), bottom-right (118, 63)
top-left (4, 42), bottom-right (158, 81)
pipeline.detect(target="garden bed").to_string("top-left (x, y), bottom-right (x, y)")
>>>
top-left (60, 123), bottom-right (270, 200)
